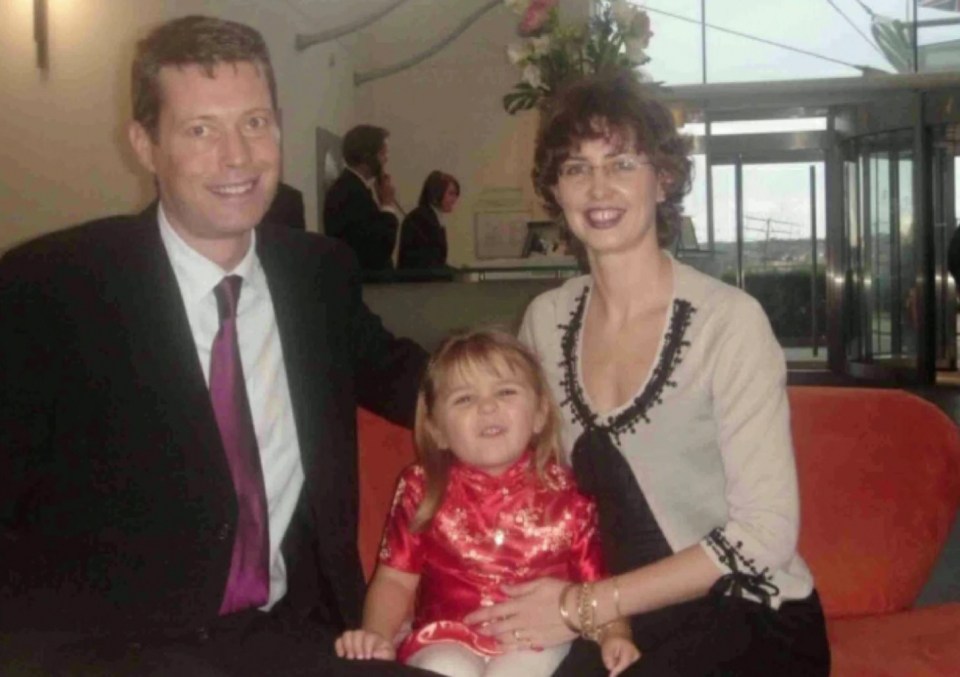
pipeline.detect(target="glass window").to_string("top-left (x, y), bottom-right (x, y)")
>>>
top-left (681, 154), bottom-right (709, 250)
top-left (637, 0), bottom-right (954, 85)
top-left (678, 155), bottom-right (827, 363)
top-left (642, 0), bottom-right (704, 85)
top-left (709, 118), bottom-right (827, 135)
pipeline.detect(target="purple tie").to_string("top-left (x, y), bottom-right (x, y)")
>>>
top-left (209, 275), bottom-right (270, 614)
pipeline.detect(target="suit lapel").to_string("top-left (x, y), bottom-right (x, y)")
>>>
top-left (120, 205), bottom-right (233, 500)
top-left (255, 230), bottom-right (332, 481)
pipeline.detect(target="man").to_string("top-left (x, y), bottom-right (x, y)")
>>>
top-left (950, 225), bottom-right (960, 287)
top-left (0, 16), bottom-right (432, 676)
top-left (324, 125), bottom-right (402, 273)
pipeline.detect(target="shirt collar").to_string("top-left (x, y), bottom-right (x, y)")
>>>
top-left (347, 165), bottom-right (377, 192)
top-left (157, 202), bottom-right (263, 310)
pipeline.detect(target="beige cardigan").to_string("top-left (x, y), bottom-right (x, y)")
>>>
top-left (519, 258), bottom-right (814, 609)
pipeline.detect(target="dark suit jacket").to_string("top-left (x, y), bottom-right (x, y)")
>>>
top-left (398, 205), bottom-right (448, 271)
top-left (323, 170), bottom-right (398, 272)
top-left (0, 205), bottom-right (426, 635)
top-left (949, 226), bottom-right (960, 286)
top-left (264, 181), bottom-right (307, 230)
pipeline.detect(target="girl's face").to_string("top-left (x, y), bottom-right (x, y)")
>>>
top-left (439, 182), bottom-right (459, 213)
top-left (430, 361), bottom-right (545, 476)
top-left (553, 135), bottom-right (664, 260)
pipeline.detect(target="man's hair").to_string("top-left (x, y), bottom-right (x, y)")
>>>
top-left (132, 15), bottom-right (277, 140)
top-left (342, 125), bottom-right (389, 170)
top-left (417, 171), bottom-right (461, 209)
top-left (533, 69), bottom-right (692, 249)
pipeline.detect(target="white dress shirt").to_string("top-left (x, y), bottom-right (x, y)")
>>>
top-left (158, 205), bottom-right (305, 610)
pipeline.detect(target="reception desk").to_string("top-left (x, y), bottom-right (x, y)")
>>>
top-left (362, 262), bottom-right (580, 350)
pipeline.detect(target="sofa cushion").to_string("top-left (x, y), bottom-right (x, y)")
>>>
top-left (789, 387), bottom-right (960, 619)
top-left (827, 603), bottom-right (960, 676)
top-left (357, 408), bottom-right (418, 580)
top-left (357, 388), bottom-right (960, 618)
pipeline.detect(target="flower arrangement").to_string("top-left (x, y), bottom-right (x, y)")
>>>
top-left (502, 0), bottom-right (653, 114)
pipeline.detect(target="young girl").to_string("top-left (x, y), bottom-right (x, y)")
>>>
top-left (336, 328), bottom-right (639, 677)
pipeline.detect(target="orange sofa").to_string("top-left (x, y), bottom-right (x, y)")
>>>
top-left (357, 387), bottom-right (960, 676)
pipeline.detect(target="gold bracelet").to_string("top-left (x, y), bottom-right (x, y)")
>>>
top-left (557, 583), bottom-right (580, 634)
top-left (611, 576), bottom-right (623, 618)
top-left (577, 582), bottom-right (599, 640)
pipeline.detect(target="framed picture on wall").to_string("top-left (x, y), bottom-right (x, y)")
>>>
top-left (474, 210), bottom-right (531, 259)
top-left (522, 220), bottom-right (566, 257)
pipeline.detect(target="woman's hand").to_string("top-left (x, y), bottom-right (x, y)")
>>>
top-left (334, 629), bottom-right (395, 661)
top-left (462, 577), bottom-right (577, 650)
top-left (601, 636), bottom-right (641, 676)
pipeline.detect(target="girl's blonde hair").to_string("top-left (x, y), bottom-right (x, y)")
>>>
top-left (411, 327), bottom-right (563, 531)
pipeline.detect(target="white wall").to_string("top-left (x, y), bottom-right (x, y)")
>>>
top-left (0, 0), bottom-right (164, 251)
top-left (0, 0), bottom-right (359, 251)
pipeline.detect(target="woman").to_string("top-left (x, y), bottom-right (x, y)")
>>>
top-left (464, 71), bottom-right (830, 675)
top-left (397, 171), bottom-right (460, 271)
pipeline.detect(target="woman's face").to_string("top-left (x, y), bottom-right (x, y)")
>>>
top-left (552, 135), bottom-right (664, 259)
top-left (439, 182), bottom-right (459, 213)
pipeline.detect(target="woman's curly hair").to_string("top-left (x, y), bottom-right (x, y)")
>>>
top-left (532, 70), bottom-right (693, 250)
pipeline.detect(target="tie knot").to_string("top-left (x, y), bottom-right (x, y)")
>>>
top-left (214, 275), bottom-right (243, 323)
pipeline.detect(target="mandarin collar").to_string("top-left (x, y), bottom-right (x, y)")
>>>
top-left (449, 449), bottom-right (535, 491)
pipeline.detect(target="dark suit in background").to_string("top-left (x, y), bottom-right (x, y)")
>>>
top-left (397, 205), bottom-right (447, 271)
top-left (324, 170), bottom-right (398, 272)
top-left (264, 181), bottom-right (307, 230)
top-left (0, 206), bottom-right (429, 674)
top-left (949, 225), bottom-right (960, 286)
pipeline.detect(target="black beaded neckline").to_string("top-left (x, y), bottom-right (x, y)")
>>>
top-left (558, 284), bottom-right (695, 445)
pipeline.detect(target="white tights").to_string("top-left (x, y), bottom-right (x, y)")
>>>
top-left (406, 642), bottom-right (570, 677)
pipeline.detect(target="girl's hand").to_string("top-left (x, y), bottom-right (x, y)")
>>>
top-left (601, 636), bottom-right (640, 677)
top-left (462, 577), bottom-right (577, 650)
top-left (334, 629), bottom-right (395, 661)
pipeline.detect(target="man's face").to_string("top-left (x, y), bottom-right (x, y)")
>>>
top-left (130, 61), bottom-right (280, 256)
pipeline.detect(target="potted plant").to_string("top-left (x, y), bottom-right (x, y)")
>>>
top-left (502, 0), bottom-right (653, 114)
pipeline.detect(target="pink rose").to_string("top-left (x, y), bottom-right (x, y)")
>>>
top-left (518, 0), bottom-right (558, 36)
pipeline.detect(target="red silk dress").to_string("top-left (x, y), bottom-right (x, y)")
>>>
top-left (378, 451), bottom-right (605, 664)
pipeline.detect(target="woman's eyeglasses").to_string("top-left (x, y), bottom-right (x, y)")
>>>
top-left (557, 154), bottom-right (652, 185)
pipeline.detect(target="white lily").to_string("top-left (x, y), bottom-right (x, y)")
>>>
top-left (530, 35), bottom-right (552, 56)
top-left (507, 42), bottom-right (529, 65)
top-left (522, 64), bottom-right (544, 88)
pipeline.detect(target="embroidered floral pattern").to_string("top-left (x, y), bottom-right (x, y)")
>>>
top-left (558, 285), bottom-right (696, 444)
top-left (705, 527), bottom-right (779, 607)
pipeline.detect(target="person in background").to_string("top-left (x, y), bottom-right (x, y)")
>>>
top-left (397, 171), bottom-right (460, 272)
top-left (949, 224), bottom-right (960, 286)
top-left (324, 125), bottom-right (401, 272)
top-left (264, 181), bottom-right (307, 229)
top-left (0, 15), bottom-right (432, 676)
top-left (336, 328), bottom-right (639, 677)
top-left (465, 71), bottom-right (830, 676)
